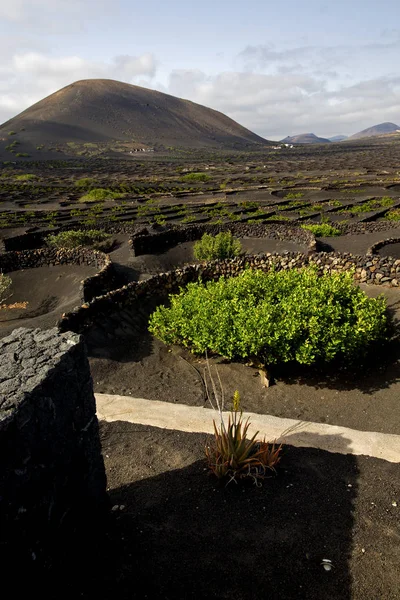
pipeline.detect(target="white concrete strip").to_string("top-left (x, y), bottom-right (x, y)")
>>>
top-left (95, 393), bottom-right (400, 463)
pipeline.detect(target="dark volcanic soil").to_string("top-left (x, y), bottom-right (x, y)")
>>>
top-left (41, 422), bottom-right (400, 600)
top-left (126, 236), bottom-right (308, 278)
top-left (89, 282), bottom-right (400, 436)
top-left (0, 264), bottom-right (97, 337)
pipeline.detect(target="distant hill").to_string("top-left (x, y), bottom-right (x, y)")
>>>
top-left (350, 122), bottom-right (400, 140)
top-left (0, 79), bottom-right (269, 155)
top-left (329, 135), bottom-right (348, 142)
top-left (280, 133), bottom-right (331, 144)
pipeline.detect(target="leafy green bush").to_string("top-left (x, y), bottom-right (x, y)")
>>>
top-left (46, 229), bottom-right (112, 251)
top-left (0, 273), bottom-right (12, 304)
top-left (284, 192), bottom-right (304, 199)
top-left (149, 267), bottom-right (388, 366)
top-left (194, 232), bottom-right (242, 261)
top-left (75, 177), bottom-right (96, 188)
top-left (15, 153), bottom-right (30, 158)
top-left (79, 188), bottom-right (124, 202)
top-left (301, 223), bottom-right (341, 236)
top-left (15, 173), bottom-right (38, 181)
top-left (181, 172), bottom-right (211, 182)
top-left (385, 209), bottom-right (400, 221)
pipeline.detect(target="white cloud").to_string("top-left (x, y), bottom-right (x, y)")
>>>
top-left (164, 69), bottom-right (400, 139)
top-left (0, 0), bottom-right (106, 25)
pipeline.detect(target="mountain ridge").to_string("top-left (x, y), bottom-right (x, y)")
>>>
top-left (0, 79), bottom-right (269, 153)
top-left (280, 133), bottom-right (331, 145)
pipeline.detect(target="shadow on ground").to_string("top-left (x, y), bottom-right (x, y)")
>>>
top-left (39, 423), bottom-right (361, 599)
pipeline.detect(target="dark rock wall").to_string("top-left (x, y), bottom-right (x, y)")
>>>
top-left (58, 250), bottom-right (400, 334)
top-left (130, 222), bottom-right (316, 256)
top-left (0, 327), bottom-right (107, 568)
top-left (0, 247), bottom-right (115, 302)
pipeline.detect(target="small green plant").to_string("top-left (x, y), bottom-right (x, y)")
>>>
top-left (194, 232), bottom-right (242, 261)
top-left (15, 153), bottom-right (30, 158)
top-left (154, 214), bottom-right (167, 226)
top-left (79, 188), bottom-right (124, 202)
top-left (301, 224), bottom-right (341, 236)
top-left (284, 192), bottom-right (304, 200)
top-left (181, 172), bottom-right (211, 182)
top-left (181, 214), bottom-right (196, 223)
top-left (15, 173), bottom-right (38, 181)
top-left (205, 373), bottom-right (282, 484)
top-left (75, 177), bottom-right (96, 188)
top-left (385, 208), bottom-right (400, 221)
top-left (0, 273), bottom-right (12, 304)
top-left (8, 131), bottom-right (16, 136)
top-left (46, 229), bottom-right (112, 251)
top-left (239, 201), bottom-right (258, 210)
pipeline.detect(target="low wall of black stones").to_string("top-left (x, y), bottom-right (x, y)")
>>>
top-left (2, 230), bottom-right (50, 252)
top-left (129, 222), bottom-right (316, 256)
top-left (58, 250), bottom-right (400, 334)
top-left (368, 237), bottom-right (400, 256)
top-left (2, 218), bottom-right (400, 256)
top-left (0, 327), bottom-right (107, 572)
top-left (0, 247), bottom-right (116, 303)
top-left (331, 221), bottom-right (400, 235)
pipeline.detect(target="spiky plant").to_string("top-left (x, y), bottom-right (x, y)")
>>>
top-left (204, 361), bottom-right (282, 485)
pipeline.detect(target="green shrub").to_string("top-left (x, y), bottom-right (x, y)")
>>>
top-left (301, 223), bottom-right (341, 236)
top-left (0, 273), bottom-right (12, 304)
top-left (194, 232), bottom-right (242, 261)
top-left (284, 192), bottom-right (304, 199)
top-left (385, 208), bottom-right (400, 221)
top-left (181, 172), bottom-right (211, 182)
top-left (75, 177), bottom-right (96, 188)
top-left (15, 153), bottom-right (30, 158)
top-left (149, 267), bottom-right (388, 366)
top-left (46, 229), bottom-right (112, 251)
top-left (15, 173), bottom-right (38, 181)
top-left (79, 188), bottom-right (124, 202)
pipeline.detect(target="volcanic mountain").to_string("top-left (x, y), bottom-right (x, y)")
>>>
top-left (0, 79), bottom-right (269, 153)
top-left (329, 135), bottom-right (348, 142)
top-left (350, 122), bottom-right (400, 140)
top-left (280, 133), bottom-right (331, 144)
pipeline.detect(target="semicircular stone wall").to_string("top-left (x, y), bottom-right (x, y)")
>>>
top-left (58, 250), bottom-right (400, 334)
top-left (0, 247), bottom-right (115, 303)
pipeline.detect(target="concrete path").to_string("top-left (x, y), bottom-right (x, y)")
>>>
top-left (96, 393), bottom-right (400, 463)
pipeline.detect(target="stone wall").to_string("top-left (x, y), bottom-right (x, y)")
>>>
top-left (3, 230), bottom-right (49, 252)
top-left (58, 250), bottom-right (400, 334)
top-left (0, 247), bottom-right (116, 303)
top-left (368, 237), bottom-right (400, 256)
top-left (129, 222), bottom-right (316, 256)
top-left (0, 327), bottom-right (107, 570)
top-left (335, 221), bottom-right (400, 236)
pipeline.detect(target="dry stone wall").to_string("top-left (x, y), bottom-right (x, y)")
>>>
top-left (58, 250), bottom-right (400, 334)
top-left (0, 327), bottom-right (107, 570)
top-left (368, 237), bottom-right (400, 256)
top-left (0, 247), bottom-right (116, 303)
top-left (129, 222), bottom-right (316, 256)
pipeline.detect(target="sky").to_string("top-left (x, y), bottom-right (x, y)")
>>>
top-left (0, 0), bottom-right (400, 140)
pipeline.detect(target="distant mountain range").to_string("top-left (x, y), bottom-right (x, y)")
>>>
top-left (328, 135), bottom-right (348, 142)
top-left (280, 133), bottom-right (331, 145)
top-left (349, 122), bottom-right (400, 140)
top-left (0, 79), bottom-right (270, 155)
top-left (1, 81), bottom-right (400, 155)
top-left (281, 123), bottom-right (400, 145)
